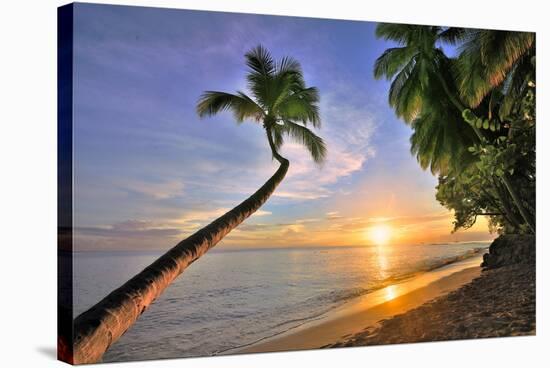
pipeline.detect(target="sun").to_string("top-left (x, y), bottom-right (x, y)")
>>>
top-left (366, 224), bottom-right (393, 246)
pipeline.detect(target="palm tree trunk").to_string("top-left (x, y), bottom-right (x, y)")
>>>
top-left (61, 155), bottom-right (289, 364)
top-left (434, 71), bottom-right (535, 233)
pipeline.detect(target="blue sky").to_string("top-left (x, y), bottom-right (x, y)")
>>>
top-left (71, 3), bottom-right (492, 251)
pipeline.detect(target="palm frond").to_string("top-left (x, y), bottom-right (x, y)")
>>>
top-left (388, 57), bottom-right (423, 122)
top-left (456, 30), bottom-right (535, 107)
top-left (196, 91), bottom-right (264, 123)
top-left (276, 56), bottom-right (303, 77)
top-left (277, 87), bottom-right (321, 127)
top-left (410, 84), bottom-right (477, 175)
top-left (269, 65), bottom-right (306, 113)
top-left (277, 120), bottom-right (327, 164)
top-left (245, 45), bottom-right (276, 77)
top-left (374, 25), bottom-right (448, 123)
top-left (438, 27), bottom-right (467, 45)
top-left (454, 45), bottom-right (489, 107)
top-left (374, 47), bottom-right (418, 80)
top-left (375, 23), bottom-right (418, 45)
top-left (245, 45), bottom-right (277, 109)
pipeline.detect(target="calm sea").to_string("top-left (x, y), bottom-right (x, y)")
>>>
top-left (71, 242), bottom-right (488, 362)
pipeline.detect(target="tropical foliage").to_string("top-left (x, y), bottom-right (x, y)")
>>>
top-left (374, 25), bottom-right (536, 234)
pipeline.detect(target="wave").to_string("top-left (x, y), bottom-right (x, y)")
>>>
top-left (301, 247), bottom-right (487, 308)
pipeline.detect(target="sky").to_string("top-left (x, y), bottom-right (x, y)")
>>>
top-left (71, 3), bottom-right (494, 251)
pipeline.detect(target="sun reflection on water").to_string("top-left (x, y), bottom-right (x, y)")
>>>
top-left (384, 285), bottom-right (397, 301)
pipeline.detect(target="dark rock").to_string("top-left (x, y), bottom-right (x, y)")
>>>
top-left (481, 234), bottom-right (535, 269)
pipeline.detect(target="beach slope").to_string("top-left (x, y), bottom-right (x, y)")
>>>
top-left (330, 262), bottom-right (535, 347)
top-left (238, 257), bottom-right (484, 354)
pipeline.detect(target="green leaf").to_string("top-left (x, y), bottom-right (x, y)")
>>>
top-left (483, 119), bottom-right (489, 129)
top-left (462, 109), bottom-right (477, 124)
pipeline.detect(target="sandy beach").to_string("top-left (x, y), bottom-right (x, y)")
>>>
top-left (236, 256), bottom-right (484, 354)
top-left (236, 251), bottom-right (535, 354)
top-left (330, 262), bottom-right (535, 347)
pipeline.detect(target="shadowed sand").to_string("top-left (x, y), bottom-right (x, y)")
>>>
top-left (231, 256), bottom-right (483, 354)
top-left (330, 262), bottom-right (535, 346)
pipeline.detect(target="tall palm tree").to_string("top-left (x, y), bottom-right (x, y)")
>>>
top-left (61, 45), bottom-right (326, 364)
top-left (374, 24), bottom-right (535, 233)
top-left (373, 24), bottom-right (477, 174)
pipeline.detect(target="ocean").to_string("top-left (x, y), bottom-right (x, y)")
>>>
top-left (72, 242), bottom-right (488, 362)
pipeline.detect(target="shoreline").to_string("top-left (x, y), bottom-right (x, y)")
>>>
top-left (330, 262), bottom-right (535, 347)
top-left (231, 255), bottom-right (485, 355)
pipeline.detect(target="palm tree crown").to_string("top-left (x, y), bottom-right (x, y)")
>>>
top-left (373, 24), bottom-right (476, 174)
top-left (197, 45), bottom-right (326, 165)
top-left (373, 24), bottom-right (462, 123)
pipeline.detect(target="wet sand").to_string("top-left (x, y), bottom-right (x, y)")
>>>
top-left (330, 262), bottom-right (535, 347)
top-left (235, 256), bottom-right (484, 354)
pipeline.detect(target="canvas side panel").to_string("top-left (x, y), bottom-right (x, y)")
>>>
top-left (58, 3), bottom-right (74, 364)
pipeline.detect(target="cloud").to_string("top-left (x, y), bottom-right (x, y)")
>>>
top-left (324, 212), bottom-right (454, 234)
top-left (296, 218), bottom-right (321, 224)
top-left (169, 207), bottom-right (270, 231)
top-left (273, 189), bottom-right (331, 200)
top-left (273, 85), bottom-right (377, 202)
top-left (326, 211), bottom-right (343, 220)
top-left (281, 223), bottom-right (305, 235)
top-left (237, 218), bottom-right (312, 233)
top-left (120, 179), bottom-right (184, 199)
top-left (73, 208), bottom-right (234, 251)
top-left (174, 207), bottom-right (230, 225)
top-left (76, 220), bottom-right (182, 239)
top-left (253, 210), bottom-right (272, 217)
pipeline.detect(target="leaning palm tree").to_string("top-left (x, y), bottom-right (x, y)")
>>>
top-left (374, 23), bottom-right (534, 233)
top-left (61, 45), bottom-right (325, 364)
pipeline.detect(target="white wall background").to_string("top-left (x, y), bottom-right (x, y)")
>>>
top-left (0, 0), bottom-right (547, 366)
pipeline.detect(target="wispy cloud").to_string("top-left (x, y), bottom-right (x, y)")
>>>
top-left (326, 211), bottom-right (343, 220)
top-left (254, 210), bottom-right (272, 217)
top-left (173, 207), bottom-right (230, 225)
top-left (120, 179), bottom-right (184, 199)
top-left (274, 86), bottom-right (377, 202)
top-left (77, 220), bottom-right (182, 238)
